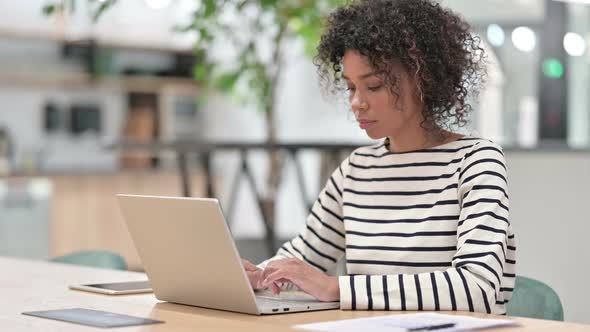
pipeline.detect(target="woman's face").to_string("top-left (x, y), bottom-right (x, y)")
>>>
top-left (342, 49), bottom-right (422, 140)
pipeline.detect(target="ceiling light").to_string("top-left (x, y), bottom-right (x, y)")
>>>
top-left (512, 27), bottom-right (536, 52)
top-left (487, 24), bottom-right (505, 47)
top-left (564, 32), bottom-right (586, 56)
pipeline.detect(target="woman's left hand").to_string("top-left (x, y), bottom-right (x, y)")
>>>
top-left (258, 258), bottom-right (340, 302)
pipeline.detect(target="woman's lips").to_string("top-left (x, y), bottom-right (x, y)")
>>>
top-left (358, 120), bottom-right (377, 130)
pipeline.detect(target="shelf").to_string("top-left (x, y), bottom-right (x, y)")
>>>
top-left (0, 29), bottom-right (199, 93)
top-left (0, 29), bottom-right (194, 56)
top-left (0, 71), bottom-right (200, 94)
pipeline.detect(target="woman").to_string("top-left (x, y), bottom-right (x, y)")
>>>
top-left (242, 0), bottom-right (515, 314)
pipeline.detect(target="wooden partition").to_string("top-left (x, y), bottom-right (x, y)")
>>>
top-left (45, 171), bottom-right (205, 271)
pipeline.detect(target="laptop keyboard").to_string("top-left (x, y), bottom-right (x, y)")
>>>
top-left (255, 290), bottom-right (318, 303)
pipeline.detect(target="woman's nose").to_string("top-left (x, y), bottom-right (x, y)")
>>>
top-left (351, 91), bottom-right (368, 113)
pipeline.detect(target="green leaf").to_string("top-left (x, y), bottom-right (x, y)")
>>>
top-left (203, 0), bottom-right (217, 18)
top-left (92, 0), bottom-right (115, 23)
top-left (215, 71), bottom-right (242, 92)
top-left (42, 4), bottom-right (56, 15)
top-left (294, 19), bottom-right (324, 56)
top-left (288, 17), bottom-right (304, 32)
top-left (193, 63), bottom-right (211, 83)
top-left (197, 28), bottom-right (213, 44)
top-left (260, 0), bottom-right (279, 9)
top-left (236, 0), bottom-right (248, 11)
top-left (174, 22), bottom-right (196, 33)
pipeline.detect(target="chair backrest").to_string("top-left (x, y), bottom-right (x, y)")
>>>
top-left (51, 250), bottom-right (127, 271)
top-left (506, 276), bottom-right (564, 321)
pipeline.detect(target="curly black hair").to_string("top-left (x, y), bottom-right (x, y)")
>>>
top-left (315, 0), bottom-right (486, 133)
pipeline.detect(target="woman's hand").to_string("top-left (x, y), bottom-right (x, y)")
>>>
top-left (242, 258), bottom-right (284, 293)
top-left (258, 258), bottom-right (340, 302)
top-left (241, 259), bottom-right (265, 291)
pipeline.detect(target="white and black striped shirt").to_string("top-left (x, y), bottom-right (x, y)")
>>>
top-left (263, 136), bottom-right (516, 314)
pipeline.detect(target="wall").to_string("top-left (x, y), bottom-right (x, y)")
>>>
top-left (0, 86), bottom-right (125, 172)
top-left (506, 150), bottom-right (590, 323)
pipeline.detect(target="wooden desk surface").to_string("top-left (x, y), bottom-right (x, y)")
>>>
top-left (2, 257), bottom-right (589, 332)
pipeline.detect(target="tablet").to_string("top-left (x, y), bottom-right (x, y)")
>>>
top-left (22, 308), bottom-right (163, 328)
top-left (69, 280), bottom-right (152, 295)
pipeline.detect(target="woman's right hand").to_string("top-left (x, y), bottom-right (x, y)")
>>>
top-left (241, 259), bottom-right (282, 293)
top-left (241, 259), bottom-right (264, 290)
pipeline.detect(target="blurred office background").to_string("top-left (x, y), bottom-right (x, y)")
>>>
top-left (0, 0), bottom-right (589, 323)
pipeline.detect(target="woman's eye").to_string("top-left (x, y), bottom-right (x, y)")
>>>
top-left (346, 86), bottom-right (356, 92)
top-left (368, 85), bottom-right (382, 91)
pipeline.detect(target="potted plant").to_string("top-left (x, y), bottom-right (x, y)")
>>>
top-left (43, 0), bottom-right (345, 247)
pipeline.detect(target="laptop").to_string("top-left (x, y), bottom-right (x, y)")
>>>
top-left (117, 194), bottom-right (340, 315)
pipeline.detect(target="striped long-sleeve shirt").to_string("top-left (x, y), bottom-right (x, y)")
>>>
top-left (262, 136), bottom-right (516, 314)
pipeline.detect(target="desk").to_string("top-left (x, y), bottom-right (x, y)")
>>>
top-left (3, 257), bottom-right (589, 331)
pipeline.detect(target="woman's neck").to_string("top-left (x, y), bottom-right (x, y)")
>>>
top-left (387, 128), bottom-right (461, 153)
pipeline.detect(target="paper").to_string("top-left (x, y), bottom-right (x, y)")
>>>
top-left (294, 312), bottom-right (519, 332)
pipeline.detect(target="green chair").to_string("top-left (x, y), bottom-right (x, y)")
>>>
top-left (51, 250), bottom-right (127, 271)
top-left (506, 276), bottom-right (564, 321)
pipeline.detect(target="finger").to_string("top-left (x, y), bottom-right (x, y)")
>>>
top-left (259, 266), bottom-right (274, 281)
top-left (241, 259), bottom-right (258, 272)
top-left (259, 266), bottom-right (278, 287)
top-left (260, 260), bottom-right (286, 280)
top-left (241, 259), bottom-right (255, 269)
top-left (246, 270), bottom-right (261, 289)
top-left (256, 274), bottom-right (275, 289)
top-left (259, 258), bottom-right (298, 286)
top-left (271, 282), bottom-right (281, 294)
top-left (257, 269), bottom-right (288, 289)
top-left (245, 265), bottom-right (258, 272)
top-left (261, 270), bottom-right (293, 289)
